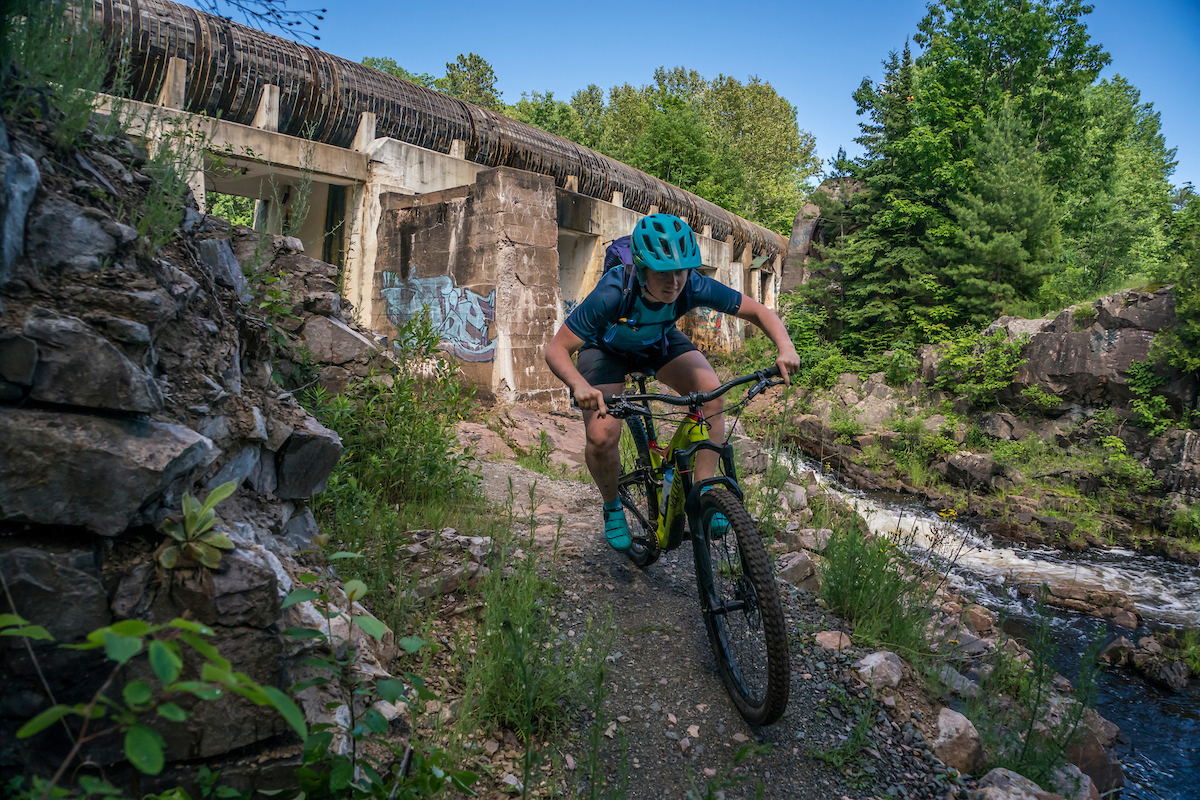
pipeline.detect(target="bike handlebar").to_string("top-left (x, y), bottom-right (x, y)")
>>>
top-left (605, 365), bottom-right (783, 417)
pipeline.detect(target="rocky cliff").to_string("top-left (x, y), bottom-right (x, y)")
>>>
top-left (0, 113), bottom-right (397, 793)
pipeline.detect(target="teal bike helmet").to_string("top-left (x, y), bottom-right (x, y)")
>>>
top-left (631, 214), bottom-right (701, 272)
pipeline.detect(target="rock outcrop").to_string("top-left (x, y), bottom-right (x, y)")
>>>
top-left (0, 114), bottom-right (401, 793)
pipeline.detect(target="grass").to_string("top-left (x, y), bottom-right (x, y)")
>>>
top-left (815, 506), bottom-right (939, 659)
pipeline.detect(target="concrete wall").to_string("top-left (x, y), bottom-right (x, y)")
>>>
top-left (370, 167), bottom-right (566, 405)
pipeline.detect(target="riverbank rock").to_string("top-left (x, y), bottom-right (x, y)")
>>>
top-left (971, 767), bottom-right (1066, 800)
top-left (1017, 583), bottom-right (1139, 630)
top-left (855, 651), bottom-right (904, 690)
top-left (932, 707), bottom-right (982, 775)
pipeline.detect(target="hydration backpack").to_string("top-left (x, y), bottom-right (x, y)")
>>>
top-left (603, 235), bottom-right (639, 320)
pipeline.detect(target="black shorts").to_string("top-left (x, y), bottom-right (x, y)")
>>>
top-left (576, 328), bottom-right (699, 386)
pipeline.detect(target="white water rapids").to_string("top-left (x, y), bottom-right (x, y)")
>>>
top-left (791, 457), bottom-right (1200, 628)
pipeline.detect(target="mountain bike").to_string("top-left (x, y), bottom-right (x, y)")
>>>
top-left (606, 366), bottom-right (790, 726)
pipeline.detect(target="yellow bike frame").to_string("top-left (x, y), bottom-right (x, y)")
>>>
top-left (653, 412), bottom-right (711, 549)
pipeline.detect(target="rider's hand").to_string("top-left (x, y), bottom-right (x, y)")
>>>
top-left (776, 348), bottom-right (801, 386)
top-left (573, 383), bottom-right (608, 417)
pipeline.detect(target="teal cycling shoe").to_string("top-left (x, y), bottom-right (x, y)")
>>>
top-left (701, 485), bottom-right (730, 538)
top-left (602, 501), bottom-right (631, 552)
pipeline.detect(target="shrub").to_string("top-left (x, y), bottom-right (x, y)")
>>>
top-left (935, 329), bottom-right (1029, 407)
top-left (305, 311), bottom-right (476, 515)
top-left (1126, 360), bottom-right (1173, 435)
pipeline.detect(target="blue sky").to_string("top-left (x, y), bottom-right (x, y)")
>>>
top-left (207, 0), bottom-right (1199, 190)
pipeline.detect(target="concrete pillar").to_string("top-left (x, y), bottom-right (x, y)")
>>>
top-left (153, 57), bottom-right (206, 212)
top-left (156, 57), bottom-right (187, 109)
top-left (648, 205), bottom-right (659, 215)
top-left (251, 84), bottom-right (280, 131)
top-left (565, 175), bottom-right (578, 192)
top-left (450, 139), bottom-right (466, 159)
top-left (352, 112), bottom-right (376, 152)
top-left (611, 191), bottom-right (623, 208)
top-left (701, 224), bottom-right (712, 239)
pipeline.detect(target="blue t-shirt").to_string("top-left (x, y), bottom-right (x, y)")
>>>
top-left (565, 267), bottom-right (742, 353)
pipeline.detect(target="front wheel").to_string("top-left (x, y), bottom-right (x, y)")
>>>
top-left (694, 487), bottom-right (789, 725)
top-left (618, 417), bottom-right (660, 567)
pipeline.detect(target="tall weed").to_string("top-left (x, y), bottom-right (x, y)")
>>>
top-left (817, 513), bottom-right (934, 657)
top-left (1, 1), bottom-right (112, 150)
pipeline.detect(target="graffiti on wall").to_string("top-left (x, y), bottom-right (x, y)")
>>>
top-left (380, 272), bottom-right (497, 362)
top-left (684, 307), bottom-right (724, 350)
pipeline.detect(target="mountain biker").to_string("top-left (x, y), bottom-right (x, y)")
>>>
top-left (544, 213), bottom-right (800, 553)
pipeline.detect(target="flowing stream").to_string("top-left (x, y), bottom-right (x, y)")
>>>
top-left (792, 456), bottom-right (1200, 799)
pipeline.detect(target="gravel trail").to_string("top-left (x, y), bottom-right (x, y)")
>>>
top-left (475, 459), bottom-right (963, 800)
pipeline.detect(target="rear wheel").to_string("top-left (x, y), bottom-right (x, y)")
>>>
top-left (694, 487), bottom-right (789, 725)
top-left (618, 417), bottom-right (660, 567)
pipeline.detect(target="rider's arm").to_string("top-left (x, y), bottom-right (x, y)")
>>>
top-left (545, 325), bottom-right (608, 415)
top-left (733, 296), bottom-right (800, 385)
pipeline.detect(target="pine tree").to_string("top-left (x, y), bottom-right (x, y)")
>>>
top-left (936, 100), bottom-right (1059, 327)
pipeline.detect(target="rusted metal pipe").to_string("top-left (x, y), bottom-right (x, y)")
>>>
top-left (92, 0), bottom-right (784, 259)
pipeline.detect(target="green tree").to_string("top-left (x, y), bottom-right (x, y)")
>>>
top-left (569, 84), bottom-right (608, 151)
top-left (935, 99), bottom-right (1059, 328)
top-left (360, 56), bottom-right (436, 88)
top-left (1152, 186), bottom-right (1200, 372)
top-left (629, 97), bottom-right (714, 194)
top-left (437, 52), bottom-right (502, 110)
top-left (817, 0), bottom-right (1114, 350)
top-left (1044, 76), bottom-right (1176, 307)
top-left (507, 91), bottom-right (582, 141)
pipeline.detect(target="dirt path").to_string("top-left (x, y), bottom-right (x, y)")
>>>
top-left (475, 460), bottom-right (960, 800)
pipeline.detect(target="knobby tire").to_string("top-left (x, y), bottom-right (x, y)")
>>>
top-left (694, 487), bottom-right (789, 726)
top-left (618, 417), bottom-right (660, 567)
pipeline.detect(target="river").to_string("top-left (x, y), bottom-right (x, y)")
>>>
top-left (799, 460), bottom-right (1200, 799)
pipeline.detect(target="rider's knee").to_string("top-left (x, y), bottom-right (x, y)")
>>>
top-left (586, 426), bottom-right (620, 452)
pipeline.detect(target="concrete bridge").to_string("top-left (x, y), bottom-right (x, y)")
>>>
top-left (91, 0), bottom-right (794, 404)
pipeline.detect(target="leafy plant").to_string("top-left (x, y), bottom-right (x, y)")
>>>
top-left (137, 117), bottom-right (211, 257)
top-left (935, 329), bottom-right (1028, 407)
top-left (281, 549), bottom-right (478, 799)
top-left (817, 513), bottom-right (934, 657)
top-left (830, 406), bottom-right (864, 444)
top-left (0, 0), bottom-right (115, 150)
top-left (157, 481), bottom-right (237, 569)
top-left (1099, 436), bottom-right (1158, 494)
top-left (1126, 360), bottom-right (1173, 435)
top-left (4, 615), bottom-right (305, 799)
top-left (1020, 385), bottom-right (1062, 410)
top-left (963, 595), bottom-right (1104, 787)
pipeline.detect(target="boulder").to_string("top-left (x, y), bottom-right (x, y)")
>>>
top-left (1097, 636), bottom-right (1134, 667)
top-left (301, 315), bottom-right (379, 366)
top-left (24, 193), bottom-right (136, 275)
top-left (1048, 765), bottom-right (1100, 800)
top-left (0, 149), bottom-right (39, 284)
top-left (854, 651), bottom-right (903, 690)
top-left (0, 547), bottom-right (111, 643)
top-left (274, 414), bottom-right (343, 499)
top-left (196, 238), bottom-right (247, 299)
top-left (22, 307), bottom-right (163, 413)
top-left (964, 604), bottom-right (997, 635)
top-left (972, 768), bottom-right (1066, 800)
top-left (780, 483), bottom-right (808, 510)
top-left (931, 707), bottom-right (982, 775)
top-left (979, 412), bottom-right (1033, 442)
top-left (0, 333), bottom-right (37, 385)
top-left (0, 408), bottom-right (216, 535)
top-left (937, 664), bottom-right (980, 698)
top-left (1064, 708), bottom-right (1123, 795)
top-left (1013, 288), bottom-right (1196, 410)
top-left (211, 549), bottom-right (281, 628)
top-left (776, 550), bottom-right (817, 590)
top-left (943, 452), bottom-right (1005, 490)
